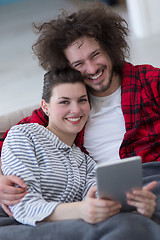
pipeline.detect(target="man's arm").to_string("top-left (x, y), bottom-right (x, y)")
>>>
top-left (0, 157), bottom-right (27, 216)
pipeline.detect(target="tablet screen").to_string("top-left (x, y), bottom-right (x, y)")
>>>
top-left (95, 156), bottom-right (142, 211)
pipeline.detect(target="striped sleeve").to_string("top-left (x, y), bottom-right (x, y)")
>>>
top-left (1, 126), bottom-right (59, 226)
top-left (82, 154), bottom-right (96, 199)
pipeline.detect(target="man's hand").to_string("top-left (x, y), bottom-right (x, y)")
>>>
top-left (0, 175), bottom-right (27, 217)
top-left (80, 186), bottom-right (122, 224)
top-left (126, 181), bottom-right (157, 218)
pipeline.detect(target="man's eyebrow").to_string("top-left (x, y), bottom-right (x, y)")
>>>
top-left (90, 49), bottom-right (101, 56)
top-left (71, 60), bottom-right (82, 66)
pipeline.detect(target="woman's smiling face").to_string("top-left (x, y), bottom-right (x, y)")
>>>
top-left (42, 82), bottom-right (90, 140)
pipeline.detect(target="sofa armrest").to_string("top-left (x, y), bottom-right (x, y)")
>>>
top-left (0, 104), bottom-right (40, 138)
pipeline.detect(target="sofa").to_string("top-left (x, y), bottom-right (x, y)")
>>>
top-left (0, 104), bottom-right (39, 138)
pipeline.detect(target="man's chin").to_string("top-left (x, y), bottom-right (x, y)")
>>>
top-left (89, 84), bottom-right (111, 94)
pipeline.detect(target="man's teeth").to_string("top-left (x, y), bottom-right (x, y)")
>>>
top-left (89, 71), bottom-right (103, 80)
top-left (67, 117), bottom-right (80, 122)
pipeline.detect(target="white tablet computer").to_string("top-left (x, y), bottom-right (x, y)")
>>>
top-left (95, 156), bottom-right (142, 212)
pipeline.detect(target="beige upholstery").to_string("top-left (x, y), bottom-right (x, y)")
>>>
top-left (0, 104), bottom-right (40, 138)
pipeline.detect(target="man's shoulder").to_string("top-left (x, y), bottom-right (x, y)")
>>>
top-left (122, 62), bottom-right (160, 86)
top-left (123, 62), bottom-right (159, 74)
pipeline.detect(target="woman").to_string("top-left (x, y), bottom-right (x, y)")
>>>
top-left (1, 67), bottom-right (122, 226)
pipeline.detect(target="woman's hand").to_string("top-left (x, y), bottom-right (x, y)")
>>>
top-left (45, 185), bottom-right (121, 224)
top-left (126, 181), bottom-right (157, 218)
top-left (0, 175), bottom-right (27, 217)
top-left (80, 185), bottom-right (122, 224)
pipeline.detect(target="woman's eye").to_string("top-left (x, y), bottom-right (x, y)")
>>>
top-left (59, 101), bottom-right (69, 104)
top-left (79, 98), bottom-right (88, 103)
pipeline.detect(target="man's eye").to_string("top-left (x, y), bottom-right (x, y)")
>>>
top-left (92, 52), bottom-right (99, 58)
top-left (74, 62), bottom-right (82, 68)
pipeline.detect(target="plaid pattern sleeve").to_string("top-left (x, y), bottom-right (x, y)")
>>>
top-left (18, 107), bottom-right (48, 125)
top-left (120, 62), bottom-right (160, 163)
top-left (0, 108), bottom-right (48, 156)
top-left (75, 126), bottom-right (88, 154)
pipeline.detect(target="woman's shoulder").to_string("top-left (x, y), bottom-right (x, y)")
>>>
top-left (10, 123), bottom-right (40, 131)
top-left (8, 123), bottom-right (45, 137)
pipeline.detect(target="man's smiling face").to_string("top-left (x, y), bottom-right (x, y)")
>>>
top-left (64, 36), bottom-right (119, 97)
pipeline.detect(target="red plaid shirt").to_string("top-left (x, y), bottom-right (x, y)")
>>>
top-left (1, 62), bottom-right (160, 163)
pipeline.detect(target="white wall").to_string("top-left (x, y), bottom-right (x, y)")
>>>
top-left (126, 0), bottom-right (160, 38)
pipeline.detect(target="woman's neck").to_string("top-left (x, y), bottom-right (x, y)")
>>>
top-left (46, 125), bottom-right (76, 147)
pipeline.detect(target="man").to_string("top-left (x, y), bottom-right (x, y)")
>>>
top-left (0, 1), bottom-right (160, 236)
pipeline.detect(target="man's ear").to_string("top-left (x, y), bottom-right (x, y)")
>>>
top-left (41, 99), bottom-right (49, 116)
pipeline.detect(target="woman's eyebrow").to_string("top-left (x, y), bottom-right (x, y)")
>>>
top-left (58, 94), bottom-right (87, 100)
top-left (58, 97), bottom-right (70, 100)
top-left (79, 94), bottom-right (88, 98)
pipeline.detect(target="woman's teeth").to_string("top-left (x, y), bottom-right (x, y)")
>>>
top-left (67, 117), bottom-right (80, 122)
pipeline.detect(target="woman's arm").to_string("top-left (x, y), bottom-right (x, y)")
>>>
top-left (47, 181), bottom-right (157, 224)
top-left (1, 126), bottom-right (122, 226)
top-left (46, 186), bottom-right (122, 224)
top-left (1, 125), bottom-right (62, 226)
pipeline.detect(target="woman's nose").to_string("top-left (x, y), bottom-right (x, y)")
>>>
top-left (70, 103), bottom-right (80, 114)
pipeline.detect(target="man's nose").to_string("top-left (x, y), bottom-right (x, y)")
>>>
top-left (85, 60), bottom-right (97, 75)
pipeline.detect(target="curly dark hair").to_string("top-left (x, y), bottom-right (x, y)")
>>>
top-left (32, 1), bottom-right (129, 75)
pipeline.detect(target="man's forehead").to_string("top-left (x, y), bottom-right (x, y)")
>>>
top-left (69, 38), bottom-right (85, 49)
top-left (64, 36), bottom-right (101, 64)
top-left (69, 36), bottom-right (99, 49)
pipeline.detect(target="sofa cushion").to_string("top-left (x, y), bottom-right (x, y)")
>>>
top-left (0, 104), bottom-right (39, 138)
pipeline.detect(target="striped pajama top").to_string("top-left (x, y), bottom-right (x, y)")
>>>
top-left (1, 123), bottom-right (96, 226)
